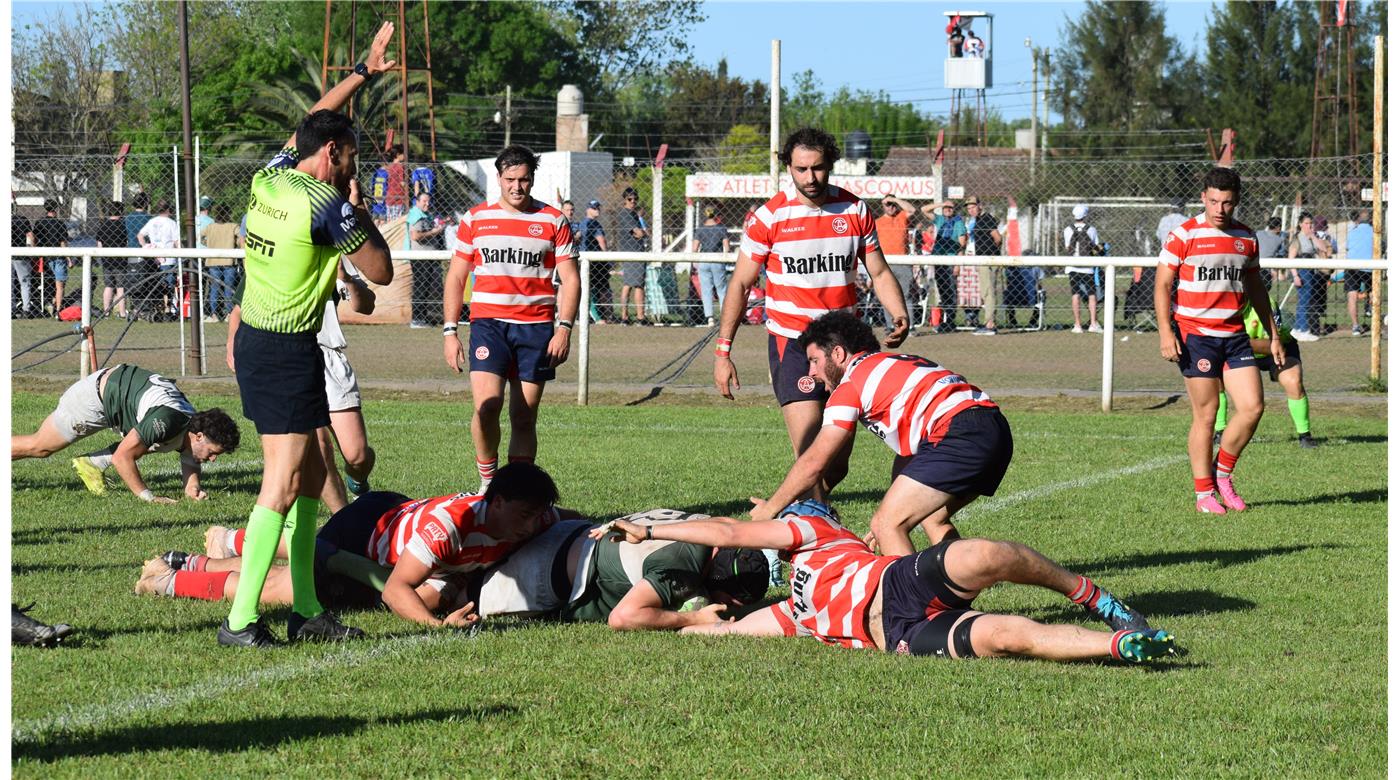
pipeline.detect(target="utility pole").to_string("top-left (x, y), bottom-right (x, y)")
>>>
top-left (1027, 38), bottom-right (1038, 184)
top-left (1040, 50), bottom-right (1050, 165)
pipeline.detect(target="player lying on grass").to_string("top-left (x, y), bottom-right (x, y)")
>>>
top-left (137, 463), bottom-right (578, 633)
top-left (1214, 293), bottom-right (1317, 449)
top-left (747, 310), bottom-right (1010, 557)
top-left (595, 500), bottom-right (1176, 663)
top-left (472, 508), bottom-right (770, 630)
top-left (11, 363), bottom-right (240, 503)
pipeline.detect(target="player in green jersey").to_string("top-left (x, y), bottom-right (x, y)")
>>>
top-left (1214, 295), bottom-right (1316, 449)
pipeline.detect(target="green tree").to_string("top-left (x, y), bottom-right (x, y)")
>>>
top-left (708, 125), bottom-right (768, 174)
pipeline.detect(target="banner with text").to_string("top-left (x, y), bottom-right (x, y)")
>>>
top-left (685, 173), bottom-right (941, 200)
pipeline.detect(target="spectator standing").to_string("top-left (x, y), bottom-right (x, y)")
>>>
top-left (963, 31), bottom-right (986, 57)
top-left (918, 198), bottom-right (966, 332)
top-left (11, 204), bottom-right (35, 318)
top-left (615, 187), bottom-right (649, 325)
top-left (195, 196), bottom-right (215, 247)
top-left (1254, 215), bottom-right (1286, 289)
top-left (200, 205), bottom-right (240, 322)
top-left (1344, 211), bottom-right (1375, 336)
top-left (1063, 204), bottom-right (1102, 333)
top-left (691, 207), bottom-right (731, 327)
top-left (579, 199), bottom-right (611, 323)
top-left (94, 200), bottom-right (130, 317)
top-left (964, 196), bottom-right (1002, 335)
top-left (1287, 212), bottom-right (1328, 341)
top-left (384, 148), bottom-right (409, 220)
top-left (1155, 199), bottom-right (1189, 250)
top-left (32, 199), bottom-right (70, 318)
top-left (137, 201), bottom-right (181, 319)
top-left (875, 195), bottom-right (918, 335)
top-left (124, 192), bottom-right (153, 317)
top-left (407, 191), bottom-right (447, 328)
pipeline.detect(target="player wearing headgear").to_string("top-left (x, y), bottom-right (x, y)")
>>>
top-left (1155, 167), bottom-right (1285, 515)
top-left (713, 127), bottom-right (910, 503)
top-left (747, 310), bottom-right (1009, 558)
top-left (472, 508), bottom-right (771, 630)
top-left (596, 500), bottom-right (1173, 663)
top-left (443, 145), bottom-right (579, 494)
top-left (220, 22), bottom-right (396, 647)
top-left (140, 463), bottom-right (577, 630)
top-left (1213, 294), bottom-right (1316, 449)
top-left (12, 363), bottom-right (240, 503)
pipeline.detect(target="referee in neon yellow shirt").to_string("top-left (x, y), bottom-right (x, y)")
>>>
top-left (1214, 294), bottom-right (1317, 449)
top-left (220, 23), bottom-right (396, 647)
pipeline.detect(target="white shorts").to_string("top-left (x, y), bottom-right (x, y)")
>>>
top-left (321, 346), bottom-right (362, 412)
top-left (478, 520), bottom-right (595, 617)
top-left (51, 369), bottom-right (112, 443)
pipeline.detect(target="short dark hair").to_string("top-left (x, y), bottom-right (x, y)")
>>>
top-left (1350, 210), bottom-right (1365, 223)
top-left (495, 144), bottom-right (539, 175)
top-left (189, 408), bottom-right (240, 452)
top-left (214, 204), bottom-right (232, 222)
top-left (483, 462), bottom-right (559, 506)
top-left (705, 548), bottom-right (770, 605)
top-left (622, 187), bottom-right (639, 199)
top-left (1267, 216), bottom-right (1282, 231)
top-left (779, 127), bottom-right (840, 167)
top-left (107, 200), bottom-right (125, 217)
top-left (44, 198), bottom-right (59, 213)
top-left (131, 192), bottom-right (150, 211)
top-left (1202, 166), bottom-right (1242, 196)
top-left (798, 310), bottom-right (881, 355)
top-left (155, 200), bottom-right (172, 214)
top-left (295, 109), bottom-right (355, 160)
top-left (561, 199), bottom-right (574, 208)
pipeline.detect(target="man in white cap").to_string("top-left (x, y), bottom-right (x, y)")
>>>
top-left (1062, 204), bottom-right (1102, 333)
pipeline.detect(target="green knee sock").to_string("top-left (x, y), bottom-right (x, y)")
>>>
top-left (226, 505), bottom-right (286, 631)
top-left (1288, 395), bottom-right (1311, 434)
top-left (283, 496), bottom-right (325, 619)
top-left (1214, 392), bottom-right (1228, 433)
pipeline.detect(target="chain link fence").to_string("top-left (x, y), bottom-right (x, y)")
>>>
top-left (12, 150), bottom-right (1387, 397)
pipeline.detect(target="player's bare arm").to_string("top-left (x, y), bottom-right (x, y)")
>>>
top-left (281, 21), bottom-right (397, 150)
top-left (225, 304), bottom-right (241, 371)
top-left (442, 256), bottom-right (472, 372)
top-left (341, 263), bottom-right (376, 315)
top-left (607, 579), bottom-right (729, 632)
top-left (713, 253), bottom-right (763, 399)
top-left (750, 425), bottom-right (853, 523)
top-left (679, 602), bottom-right (786, 637)
top-left (343, 179), bottom-right (393, 285)
top-left (547, 259), bottom-right (581, 367)
top-left (1154, 263), bottom-right (1179, 361)
top-left (862, 248), bottom-right (911, 347)
top-left (595, 516), bottom-right (792, 551)
top-left (110, 430), bottom-right (173, 503)
top-left (381, 554), bottom-right (477, 628)
top-left (179, 449), bottom-right (208, 501)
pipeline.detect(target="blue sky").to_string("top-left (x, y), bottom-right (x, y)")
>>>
top-left (11, 0), bottom-right (1215, 122)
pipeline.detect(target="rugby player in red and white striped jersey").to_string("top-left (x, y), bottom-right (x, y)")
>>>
top-left (747, 310), bottom-right (1009, 557)
top-left (714, 128), bottom-right (910, 504)
top-left (594, 500), bottom-right (1174, 663)
top-left (443, 146), bottom-right (580, 493)
top-left (1154, 167), bottom-right (1284, 515)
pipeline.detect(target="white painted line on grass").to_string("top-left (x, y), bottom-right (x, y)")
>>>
top-left (12, 630), bottom-right (469, 742)
top-left (959, 454), bottom-right (1185, 519)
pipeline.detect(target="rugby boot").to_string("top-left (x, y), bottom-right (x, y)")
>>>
top-left (1083, 588), bottom-right (1151, 633)
top-left (1196, 495), bottom-right (1227, 515)
top-left (1215, 476), bottom-right (1247, 512)
top-left (1298, 433), bottom-right (1318, 449)
top-left (12, 603), bottom-right (74, 648)
top-left (345, 474), bottom-right (370, 498)
top-left (1112, 629), bottom-right (1176, 663)
top-left (134, 557), bottom-right (176, 596)
top-left (204, 525), bottom-right (236, 558)
top-left (218, 618), bottom-right (281, 648)
top-left (161, 550), bottom-right (190, 570)
top-left (288, 610), bottom-right (364, 643)
top-left (72, 457), bottom-right (106, 495)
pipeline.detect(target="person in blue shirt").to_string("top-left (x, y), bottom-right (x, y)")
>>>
top-left (1344, 211), bottom-right (1377, 337)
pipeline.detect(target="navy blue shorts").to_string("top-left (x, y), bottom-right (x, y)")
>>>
top-left (895, 407), bottom-right (1012, 497)
top-left (881, 539), bottom-right (978, 654)
top-left (234, 324), bottom-right (329, 435)
top-left (312, 491), bottom-right (410, 610)
top-left (1175, 327), bottom-right (1255, 379)
top-left (768, 333), bottom-right (828, 406)
top-left (469, 318), bottom-right (556, 383)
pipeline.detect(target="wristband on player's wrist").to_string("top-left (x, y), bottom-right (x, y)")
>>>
top-left (555, 319), bottom-right (574, 331)
top-left (443, 324), bottom-right (458, 336)
top-left (645, 525), bottom-right (654, 541)
top-left (714, 337), bottom-right (733, 358)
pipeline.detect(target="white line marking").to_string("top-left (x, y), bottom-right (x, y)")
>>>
top-left (958, 454), bottom-right (1185, 519)
top-left (12, 630), bottom-right (471, 741)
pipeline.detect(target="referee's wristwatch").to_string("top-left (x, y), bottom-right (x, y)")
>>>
top-left (354, 62), bottom-right (375, 81)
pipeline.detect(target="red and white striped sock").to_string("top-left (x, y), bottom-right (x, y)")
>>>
top-left (180, 554), bottom-right (210, 572)
top-left (1066, 575), bottom-right (1102, 606)
top-left (230, 528), bottom-right (246, 556)
top-left (1194, 477), bottom-right (1215, 502)
top-left (476, 457), bottom-right (497, 487)
top-left (1215, 448), bottom-right (1239, 482)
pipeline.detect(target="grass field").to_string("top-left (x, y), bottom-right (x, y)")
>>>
top-left (9, 384), bottom-right (1387, 776)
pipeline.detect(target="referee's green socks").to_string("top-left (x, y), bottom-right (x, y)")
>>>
top-left (282, 496), bottom-right (325, 620)
top-left (1214, 392), bottom-right (1227, 433)
top-left (1287, 395), bottom-right (1310, 434)
top-left (226, 505), bottom-right (286, 631)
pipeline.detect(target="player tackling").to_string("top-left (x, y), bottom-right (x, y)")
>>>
top-left (1154, 167), bottom-right (1284, 514)
top-left (443, 145), bottom-right (579, 492)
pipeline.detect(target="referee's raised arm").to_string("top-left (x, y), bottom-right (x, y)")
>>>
top-left (282, 22), bottom-right (398, 151)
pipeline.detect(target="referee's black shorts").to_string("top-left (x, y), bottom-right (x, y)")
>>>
top-left (234, 323), bottom-right (329, 434)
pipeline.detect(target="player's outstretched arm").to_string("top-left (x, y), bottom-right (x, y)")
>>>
top-left (381, 554), bottom-right (474, 628)
top-left (713, 254), bottom-right (762, 399)
top-left (750, 426), bottom-right (852, 523)
top-left (680, 604), bottom-right (786, 637)
top-left (863, 248), bottom-right (910, 347)
top-left (607, 580), bottom-right (725, 632)
top-left (594, 516), bottom-right (791, 551)
top-left (282, 21), bottom-right (398, 149)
